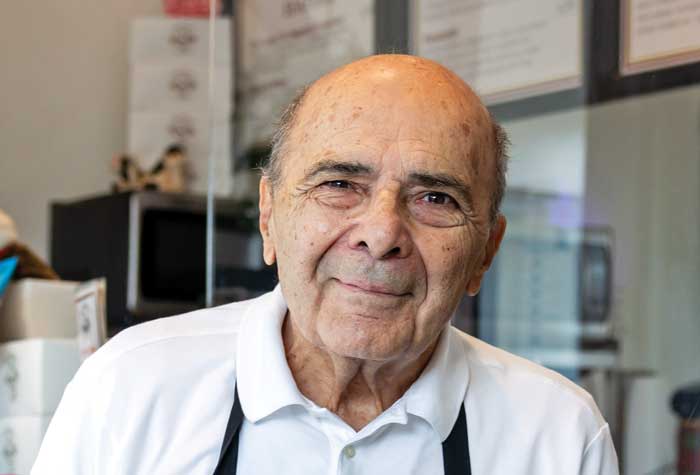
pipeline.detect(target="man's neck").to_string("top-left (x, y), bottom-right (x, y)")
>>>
top-left (282, 314), bottom-right (439, 431)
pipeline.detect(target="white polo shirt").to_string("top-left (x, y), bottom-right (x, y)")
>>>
top-left (32, 286), bottom-right (618, 474)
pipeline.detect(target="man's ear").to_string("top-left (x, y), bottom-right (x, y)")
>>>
top-left (259, 176), bottom-right (277, 265)
top-left (466, 214), bottom-right (507, 296)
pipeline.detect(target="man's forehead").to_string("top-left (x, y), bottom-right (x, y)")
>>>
top-left (292, 57), bottom-right (489, 144)
top-left (290, 98), bottom-right (488, 177)
top-left (278, 55), bottom-right (495, 190)
top-left (306, 56), bottom-right (484, 108)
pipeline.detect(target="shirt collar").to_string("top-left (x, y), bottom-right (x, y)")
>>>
top-left (236, 285), bottom-right (308, 423)
top-left (235, 285), bottom-right (470, 441)
top-left (402, 323), bottom-right (470, 441)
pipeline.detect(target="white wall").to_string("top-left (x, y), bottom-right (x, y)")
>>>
top-left (505, 108), bottom-right (586, 197)
top-left (0, 0), bottom-right (161, 260)
top-left (586, 84), bottom-right (700, 386)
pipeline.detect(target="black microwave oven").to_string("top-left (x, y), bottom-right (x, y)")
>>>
top-left (51, 191), bottom-right (276, 334)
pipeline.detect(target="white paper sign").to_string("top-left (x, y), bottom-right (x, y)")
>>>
top-left (621, 0), bottom-right (700, 75)
top-left (237, 0), bottom-right (374, 154)
top-left (414, 0), bottom-right (582, 104)
top-left (75, 279), bottom-right (107, 362)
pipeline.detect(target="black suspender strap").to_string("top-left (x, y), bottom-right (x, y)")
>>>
top-left (212, 385), bottom-right (244, 475)
top-left (212, 385), bottom-right (472, 475)
top-left (442, 404), bottom-right (472, 475)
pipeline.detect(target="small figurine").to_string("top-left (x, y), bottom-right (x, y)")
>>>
top-left (110, 144), bottom-right (190, 194)
top-left (143, 145), bottom-right (189, 193)
top-left (111, 154), bottom-right (144, 193)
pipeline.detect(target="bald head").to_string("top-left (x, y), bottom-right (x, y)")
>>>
top-left (264, 54), bottom-right (508, 223)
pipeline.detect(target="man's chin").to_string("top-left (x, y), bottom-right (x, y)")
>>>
top-left (317, 314), bottom-right (414, 361)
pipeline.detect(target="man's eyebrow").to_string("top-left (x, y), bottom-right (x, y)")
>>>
top-left (407, 172), bottom-right (474, 207)
top-left (303, 159), bottom-right (374, 181)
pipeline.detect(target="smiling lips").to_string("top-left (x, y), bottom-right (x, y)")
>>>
top-left (336, 279), bottom-right (411, 297)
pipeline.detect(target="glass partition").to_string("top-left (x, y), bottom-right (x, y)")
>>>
top-left (210, 2), bottom-right (699, 473)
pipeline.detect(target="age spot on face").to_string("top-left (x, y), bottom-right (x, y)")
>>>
top-left (461, 121), bottom-right (471, 138)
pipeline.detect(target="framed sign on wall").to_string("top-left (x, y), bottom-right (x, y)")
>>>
top-left (620, 0), bottom-right (700, 76)
top-left (588, 0), bottom-right (700, 104)
top-left (412, 0), bottom-right (584, 105)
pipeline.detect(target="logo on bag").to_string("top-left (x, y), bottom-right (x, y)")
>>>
top-left (170, 70), bottom-right (197, 99)
top-left (0, 354), bottom-right (18, 401)
top-left (1, 428), bottom-right (16, 471)
top-left (169, 24), bottom-right (197, 54)
top-left (168, 115), bottom-right (196, 143)
top-left (80, 314), bottom-right (91, 335)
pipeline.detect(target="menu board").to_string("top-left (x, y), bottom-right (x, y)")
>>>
top-left (237, 0), bottom-right (374, 156)
top-left (413, 0), bottom-right (582, 104)
top-left (621, 0), bottom-right (700, 75)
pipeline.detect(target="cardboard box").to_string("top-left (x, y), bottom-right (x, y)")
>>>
top-left (0, 279), bottom-right (78, 342)
top-left (0, 415), bottom-right (51, 475)
top-left (0, 339), bottom-right (79, 418)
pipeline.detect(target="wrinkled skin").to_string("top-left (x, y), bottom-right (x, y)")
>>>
top-left (259, 55), bottom-right (507, 430)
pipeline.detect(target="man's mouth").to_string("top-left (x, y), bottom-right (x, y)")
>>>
top-left (334, 278), bottom-right (411, 297)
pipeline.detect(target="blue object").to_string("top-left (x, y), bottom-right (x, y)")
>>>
top-left (0, 256), bottom-right (19, 299)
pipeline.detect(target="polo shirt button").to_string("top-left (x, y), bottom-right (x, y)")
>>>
top-left (343, 445), bottom-right (356, 458)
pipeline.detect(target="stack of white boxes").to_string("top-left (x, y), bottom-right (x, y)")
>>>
top-left (128, 18), bottom-right (234, 196)
top-left (0, 280), bottom-right (81, 474)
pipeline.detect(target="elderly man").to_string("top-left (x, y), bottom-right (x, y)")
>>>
top-left (32, 55), bottom-right (618, 474)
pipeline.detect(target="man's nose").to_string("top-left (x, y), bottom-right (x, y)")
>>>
top-left (347, 190), bottom-right (413, 260)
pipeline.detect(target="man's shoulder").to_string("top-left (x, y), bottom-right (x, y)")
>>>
top-left (448, 327), bottom-right (618, 472)
top-left (451, 327), bottom-right (606, 427)
top-left (32, 297), bottom-right (265, 474)
top-left (77, 296), bottom-right (257, 381)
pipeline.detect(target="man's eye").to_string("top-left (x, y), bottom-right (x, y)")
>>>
top-left (323, 180), bottom-right (352, 190)
top-left (420, 192), bottom-right (456, 206)
top-left (314, 180), bottom-right (363, 210)
top-left (410, 191), bottom-right (466, 227)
